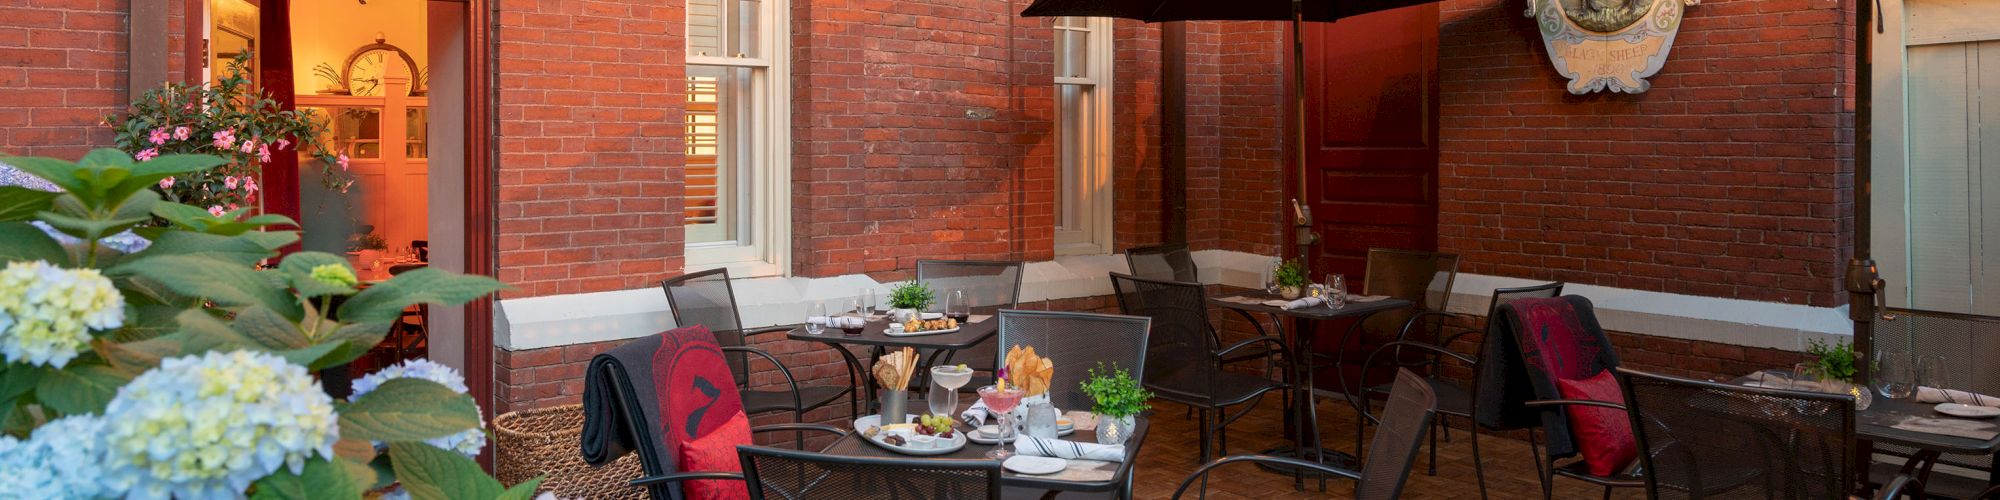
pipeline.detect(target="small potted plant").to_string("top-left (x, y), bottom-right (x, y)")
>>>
top-left (1274, 258), bottom-right (1308, 299)
top-left (887, 281), bottom-right (934, 322)
top-left (1805, 338), bottom-right (1871, 410)
top-left (1079, 362), bottom-right (1154, 445)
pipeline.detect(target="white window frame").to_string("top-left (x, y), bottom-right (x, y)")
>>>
top-left (684, 0), bottom-right (790, 277)
top-left (1054, 16), bottom-right (1115, 256)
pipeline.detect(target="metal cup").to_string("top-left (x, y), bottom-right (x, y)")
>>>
top-left (879, 389), bottom-right (908, 424)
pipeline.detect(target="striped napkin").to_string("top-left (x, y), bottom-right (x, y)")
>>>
top-left (1014, 436), bottom-right (1125, 462)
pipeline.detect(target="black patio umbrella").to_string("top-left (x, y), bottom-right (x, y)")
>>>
top-left (1021, 0), bottom-right (1440, 273)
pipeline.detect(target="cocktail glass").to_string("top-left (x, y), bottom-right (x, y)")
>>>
top-left (977, 384), bottom-right (1025, 460)
top-left (930, 365), bottom-right (974, 416)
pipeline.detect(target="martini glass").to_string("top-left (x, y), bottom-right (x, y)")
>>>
top-left (977, 384), bottom-right (1025, 460)
top-left (930, 365), bottom-right (974, 416)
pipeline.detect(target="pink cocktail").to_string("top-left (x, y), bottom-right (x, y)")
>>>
top-left (977, 384), bottom-right (1026, 460)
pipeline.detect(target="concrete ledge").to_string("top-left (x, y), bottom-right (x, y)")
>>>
top-left (495, 251), bottom-right (1851, 352)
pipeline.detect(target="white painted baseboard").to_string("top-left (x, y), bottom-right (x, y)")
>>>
top-left (495, 251), bottom-right (1852, 352)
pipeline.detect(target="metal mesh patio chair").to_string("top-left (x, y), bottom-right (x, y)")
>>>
top-left (1171, 368), bottom-right (1436, 500)
top-left (1354, 282), bottom-right (1562, 500)
top-left (919, 260), bottom-right (1024, 383)
top-left (1126, 243), bottom-right (1198, 283)
top-left (1110, 272), bottom-right (1287, 463)
top-left (1333, 248), bottom-right (1461, 396)
top-left (994, 309), bottom-right (1151, 411)
top-left (1616, 368), bottom-right (1925, 500)
top-left (1869, 307), bottom-right (2000, 497)
top-left (662, 268), bottom-right (858, 425)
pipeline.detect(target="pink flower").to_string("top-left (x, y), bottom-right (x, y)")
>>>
top-left (340, 180), bottom-right (354, 193)
top-left (207, 205), bottom-right (226, 217)
top-left (212, 130), bottom-right (236, 150)
top-left (226, 203), bottom-right (239, 211)
top-left (258, 144), bottom-right (273, 163)
top-left (173, 126), bottom-right (192, 141)
top-left (224, 176), bottom-right (239, 190)
top-left (134, 148), bottom-right (158, 162)
top-left (244, 178), bottom-right (259, 193)
top-left (239, 140), bottom-right (255, 154)
top-left (147, 128), bottom-right (170, 145)
top-left (337, 153), bottom-right (350, 171)
top-left (274, 139), bottom-right (291, 150)
top-left (159, 176), bottom-right (175, 190)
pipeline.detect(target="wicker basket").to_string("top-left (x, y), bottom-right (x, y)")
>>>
top-left (494, 404), bottom-right (647, 500)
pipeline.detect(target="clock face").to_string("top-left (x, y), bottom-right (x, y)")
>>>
top-left (345, 48), bottom-right (404, 97)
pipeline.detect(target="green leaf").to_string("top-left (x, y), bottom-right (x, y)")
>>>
top-left (249, 457), bottom-right (359, 500)
top-left (0, 155), bottom-right (88, 196)
top-left (388, 442), bottom-right (503, 500)
top-left (0, 364), bottom-right (43, 403)
top-left (242, 230), bottom-right (302, 251)
top-left (104, 304), bottom-right (186, 343)
top-left (340, 378), bottom-right (482, 443)
top-left (172, 308), bottom-right (260, 347)
top-left (496, 477), bottom-right (546, 500)
top-left (115, 154), bottom-right (226, 203)
top-left (0, 222), bottom-right (67, 265)
top-left (96, 329), bottom-right (234, 373)
top-left (126, 230), bottom-right (274, 267)
top-left (280, 251), bottom-right (360, 298)
top-left (0, 186), bottom-right (59, 222)
top-left (340, 455), bottom-right (381, 494)
top-left (270, 342), bottom-right (345, 370)
top-left (233, 305), bottom-right (310, 350)
top-left (34, 363), bottom-right (131, 416)
top-left (340, 268), bottom-right (507, 324)
top-left (117, 254), bottom-right (302, 320)
top-left (307, 322), bottom-right (391, 370)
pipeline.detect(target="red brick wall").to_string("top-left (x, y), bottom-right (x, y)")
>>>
top-left (1435, 0), bottom-right (1856, 307)
top-left (2, 1), bottom-right (126, 158)
top-left (493, 0), bottom-right (685, 299)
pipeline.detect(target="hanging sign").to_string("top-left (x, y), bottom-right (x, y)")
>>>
top-left (1526, 0), bottom-right (1700, 94)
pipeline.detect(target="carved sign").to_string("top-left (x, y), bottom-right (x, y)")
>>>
top-left (1526, 0), bottom-right (1699, 94)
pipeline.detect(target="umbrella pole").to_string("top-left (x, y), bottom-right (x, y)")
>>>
top-left (1289, 0), bottom-right (1320, 275)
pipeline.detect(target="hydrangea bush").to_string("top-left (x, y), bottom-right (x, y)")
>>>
top-left (107, 52), bottom-right (351, 215)
top-left (0, 150), bottom-right (537, 499)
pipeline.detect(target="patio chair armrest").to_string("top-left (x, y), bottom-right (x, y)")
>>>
top-left (629, 471), bottom-right (747, 488)
top-left (1523, 398), bottom-right (1627, 411)
top-left (1170, 455), bottom-right (1359, 499)
top-left (1216, 335), bottom-right (1288, 360)
top-left (1397, 311), bottom-right (1464, 341)
top-left (721, 346), bottom-right (804, 410)
top-left (1875, 473), bottom-right (1924, 500)
top-left (1438, 327), bottom-right (1483, 349)
top-left (750, 422), bottom-right (849, 438)
top-left (743, 324), bottom-right (799, 337)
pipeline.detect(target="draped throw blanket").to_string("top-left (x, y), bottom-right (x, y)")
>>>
top-left (581, 334), bottom-right (676, 496)
top-left (1474, 295), bottom-right (1620, 459)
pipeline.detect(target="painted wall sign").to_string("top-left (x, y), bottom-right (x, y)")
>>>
top-left (1526, 0), bottom-right (1701, 94)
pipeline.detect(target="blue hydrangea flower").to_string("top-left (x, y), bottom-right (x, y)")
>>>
top-left (352, 359), bottom-right (487, 457)
top-left (101, 350), bottom-right (338, 500)
top-left (0, 260), bottom-right (125, 368)
top-left (0, 415), bottom-right (112, 499)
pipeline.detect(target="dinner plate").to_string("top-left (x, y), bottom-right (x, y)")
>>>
top-left (1936, 403), bottom-right (2000, 419)
top-left (854, 415), bottom-right (967, 455)
top-left (966, 425), bottom-right (1074, 444)
top-left (883, 326), bottom-right (960, 337)
top-left (1003, 455), bottom-right (1068, 475)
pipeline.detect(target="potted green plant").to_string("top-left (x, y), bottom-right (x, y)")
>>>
top-left (887, 281), bottom-right (935, 322)
top-left (1079, 362), bottom-right (1154, 445)
top-left (1805, 338), bottom-right (1871, 410)
top-left (1274, 258), bottom-right (1308, 299)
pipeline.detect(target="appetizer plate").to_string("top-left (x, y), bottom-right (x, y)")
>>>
top-left (884, 326), bottom-right (960, 337)
top-left (1936, 403), bottom-right (2000, 419)
top-left (855, 414), bottom-right (967, 455)
top-left (1003, 455), bottom-right (1068, 475)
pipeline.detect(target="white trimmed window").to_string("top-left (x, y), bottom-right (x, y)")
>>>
top-left (1055, 17), bottom-right (1114, 256)
top-left (686, 0), bottom-right (789, 276)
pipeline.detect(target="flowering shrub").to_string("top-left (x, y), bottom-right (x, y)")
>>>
top-left (103, 350), bottom-right (338, 498)
top-left (352, 359), bottom-right (487, 458)
top-left (0, 150), bottom-right (535, 498)
top-left (0, 260), bottom-right (123, 368)
top-left (107, 52), bottom-right (350, 215)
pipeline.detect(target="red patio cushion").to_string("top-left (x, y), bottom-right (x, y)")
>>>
top-left (652, 325), bottom-right (752, 499)
top-left (678, 411), bottom-right (751, 500)
top-left (1554, 370), bottom-right (1636, 477)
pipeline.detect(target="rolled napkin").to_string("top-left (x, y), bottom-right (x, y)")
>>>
top-left (1282, 296), bottom-right (1324, 310)
top-left (1917, 386), bottom-right (2000, 408)
top-left (1014, 436), bottom-right (1126, 462)
top-left (806, 315), bottom-right (828, 325)
top-left (961, 399), bottom-right (992, 427)
top-left (1349, 294), bottom-right (1391, 303)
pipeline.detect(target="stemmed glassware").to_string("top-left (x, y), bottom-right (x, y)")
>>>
top-left (947, 289), bottom-right (970, 322)
top-left (930, 365), bottom-right (973, 416)
top-left (977, 384), bottom-right (1025, 460)
top-left (1876, 350), bottom-right (1915, 399)
top-left (1919, 355), bottom-right (1951, 400)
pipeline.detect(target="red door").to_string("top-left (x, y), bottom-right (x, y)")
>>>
top-left (1300, 5), bottom-right (1440, 283)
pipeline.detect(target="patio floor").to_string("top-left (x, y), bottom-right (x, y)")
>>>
top-left (1131, 396), bottom-right (1646, 499)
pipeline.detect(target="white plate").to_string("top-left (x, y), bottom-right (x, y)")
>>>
top-left (883, 326), bottom-right (960, 337)
top-left (1936, 403), bottom-right (2000, 419)
top-left (966, 425), bottom-right (1074, 444)
top-left (1003, 455), bottom-right (1068, 475)
top-left (854, 415), bottom-right (968, 455)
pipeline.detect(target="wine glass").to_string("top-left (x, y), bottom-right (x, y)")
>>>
top-left (930, 365), bottom-right (973, 417)
top-left (1876, 350), bottom-right (1915, 399)
top-left (859, 288), bottom-right (876, 316)
top-left (1262, 262), bottom-right (1280, 295)
top-left (977, 384), bottom-right (1025, 460)
top-left (806, 302), bottom-right (827, 335)
top-left (947, 289), bottom-right (970, 322)
top-left (1326, 274), bottom-right (1348, 309)
top-left (1919, 355), bottom-right (1952, 401)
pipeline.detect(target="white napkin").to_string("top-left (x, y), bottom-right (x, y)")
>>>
top-left (1282, 297), bottom-right (1324, 310)
top-left (1014, 436), bottom-right (1125, 462)
top-left (1917, 386), bottom-right (2000, 408)
top-left (806, 316), bottom-right (828, 325)
top-left (1349, 294), bottom-right (1390, 303)
top-left (961, 399), bottom-right (994, 427)
top-left (960, 397), bottom-right (1056, 428)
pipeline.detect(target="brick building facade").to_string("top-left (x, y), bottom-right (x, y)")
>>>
top-left (0, 0), bottom-right (1848, 420)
